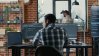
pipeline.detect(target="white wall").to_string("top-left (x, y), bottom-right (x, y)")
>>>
top-left (71, 0), bottom-right (86, 23)
top-left (0, 0), bottom-right (29, 3)
top-left (0, 0), bottom-right (18, 3)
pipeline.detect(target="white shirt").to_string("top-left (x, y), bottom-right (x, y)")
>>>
top-left (62, 15), bottom-right (73, 23)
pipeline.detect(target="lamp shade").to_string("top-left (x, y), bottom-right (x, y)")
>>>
top-left (75, 15), bottom-right (79, 19)
top-left (72, 0), bottom-right (79, 5)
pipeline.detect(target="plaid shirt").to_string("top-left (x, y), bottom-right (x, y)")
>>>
top-left (32, 23), bottom-right (68, 54)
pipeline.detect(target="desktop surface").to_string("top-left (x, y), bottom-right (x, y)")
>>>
top-left (8, 43), bottom-right (92, 49)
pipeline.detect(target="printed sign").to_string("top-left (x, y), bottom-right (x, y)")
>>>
top-left (91, 6), bottom-right (99, 38)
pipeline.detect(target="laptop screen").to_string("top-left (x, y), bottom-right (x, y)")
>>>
top-left (7, 32), bottom-right (22, 47)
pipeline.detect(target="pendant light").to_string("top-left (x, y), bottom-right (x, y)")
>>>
top-left (72, 0), bottom-right (79, 5)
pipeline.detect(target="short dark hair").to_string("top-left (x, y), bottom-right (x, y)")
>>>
top-left (44, 14), bottom-right (56, 23)
top-left (61, 10), bottom-right (70, 15)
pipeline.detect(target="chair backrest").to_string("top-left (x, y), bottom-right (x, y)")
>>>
top-left (35, 46), bottom-right (63, 56)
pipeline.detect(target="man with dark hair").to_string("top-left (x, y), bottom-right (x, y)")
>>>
top-left (32, 14), bottom-right (68, 55)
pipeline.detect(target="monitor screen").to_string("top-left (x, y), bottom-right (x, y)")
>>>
top-left (22, 23), bottom-right (77, 40)
top-left (7, 32), bottom-right (22, 47)
top-left (22, 23), bottom-right (43, 39)
top-left (55, 23), bottom-right (78, 40)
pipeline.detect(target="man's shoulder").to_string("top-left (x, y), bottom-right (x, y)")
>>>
top-left (55, 26), bottom-right (64, 30)
top-left (38, 28), bottom-right (48, 32)
top-left (38, 28), bottom-right (44, 32)
top-left (38, 26), bottom-right (65, 31)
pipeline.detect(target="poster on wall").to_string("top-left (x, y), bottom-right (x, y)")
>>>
top-left (91, 6), bottom-right (99, 38)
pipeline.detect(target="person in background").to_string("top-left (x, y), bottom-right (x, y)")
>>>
top-left (32, 14), bottom-right (68, 55)
top-left (61, 10), bottom-right (73, 56)
top-left (61, 10), bottom-right (73, 23)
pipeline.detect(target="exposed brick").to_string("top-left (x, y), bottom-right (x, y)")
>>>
top-left (24, 0), bottom-right (37, 23)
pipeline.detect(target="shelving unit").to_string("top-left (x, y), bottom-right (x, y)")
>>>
top-left (0, 0), bottom-right (24, 56)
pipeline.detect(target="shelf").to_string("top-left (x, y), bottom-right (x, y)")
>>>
top-left (10, 11), bottom-right (21, 14)
top-left (0, 1), bottom-right (24, 56)
top-left (0, 46), bottom-right (7, 48)
top-left (9, 8), bottom-right (21, 14)
top-left (7, 22), bottom-right (21, 24)
top-left (0, 22), bottom-right (21, 24)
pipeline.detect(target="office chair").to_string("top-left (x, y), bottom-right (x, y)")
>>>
top-left (35, 46), bottom-right (63, 56)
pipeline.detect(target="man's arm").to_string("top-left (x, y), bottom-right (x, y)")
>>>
top-left (32, 31), bottom-right (44, 46)
top-left (63, 30), bottom-right (69, 46)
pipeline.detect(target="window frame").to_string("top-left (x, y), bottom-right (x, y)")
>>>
top-left (37, 0), bottom-right (71, 23)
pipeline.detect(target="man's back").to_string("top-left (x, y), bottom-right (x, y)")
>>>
top-left (32, 14), bottom-right (68, 55)
top-left (41, 24), bottom-right (67, 54)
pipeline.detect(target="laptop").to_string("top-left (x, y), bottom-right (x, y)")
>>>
top-left (7, 32), bottom-right (33, 47)
top-left (7, 32), bottom-right (22, 47)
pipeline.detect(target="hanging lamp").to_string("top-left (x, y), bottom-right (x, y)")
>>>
top-left (72, 0), bottom-right (79, 5)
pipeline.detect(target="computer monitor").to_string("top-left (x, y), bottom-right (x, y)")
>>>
top-left (22, 23), bottom-right (78, 40)
top-left (55, 23), bottom-right (78, 40)
top-left (22, 23), bottom-right (43, 39)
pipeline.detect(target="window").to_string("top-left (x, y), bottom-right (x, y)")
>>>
top-left (38, 0), bottom-right (69, 23)
top-left (71, 0), bottom-right (87, 31)
top-left (55, 1), bottom-right (68, 19)
top-left (38, 0), bottom-right (53, 23)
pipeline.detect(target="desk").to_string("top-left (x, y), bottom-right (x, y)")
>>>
top-left (8, 44), bottom-right (35, 56)
top-left (64, 44), bottom-right (92, 56)
top-left (8, 44), bottom-right (92, 56)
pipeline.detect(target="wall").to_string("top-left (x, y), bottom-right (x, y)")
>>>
top-left (24, 0), bottom-right (37, 23)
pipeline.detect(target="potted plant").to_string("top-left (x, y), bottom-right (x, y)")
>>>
top-left (5, 27), bottom-right (12, 32)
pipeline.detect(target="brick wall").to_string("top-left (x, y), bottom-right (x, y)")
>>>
top-left (0, 0), bottom-right (24, 56)
top-left (88, 0), bottom-right (96, 16)
top-left (24, 0), bottom-right (37, 23)
top-left (87, 0), bottom-right (96, 31)
top-left (77, 32), bottom-right (92, 56)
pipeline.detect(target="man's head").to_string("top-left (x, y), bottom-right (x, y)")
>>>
top-left (43, 14), bottom-right (56, 27)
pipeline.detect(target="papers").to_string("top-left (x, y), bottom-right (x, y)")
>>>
top-left (0, 29), bottom-right (5, 35)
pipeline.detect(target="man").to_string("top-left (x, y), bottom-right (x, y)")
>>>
top-left (32, 14), bottom-right (68, 55)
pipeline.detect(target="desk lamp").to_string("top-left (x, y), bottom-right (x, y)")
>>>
top-left (75, 15), bottom-right (86, 44)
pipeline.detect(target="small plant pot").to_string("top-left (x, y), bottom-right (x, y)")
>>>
top-left (7, 21), bottom-right (10, 23)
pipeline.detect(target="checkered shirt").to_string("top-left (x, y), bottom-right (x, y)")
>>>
top-left (32, 23), bottom-right (68, 54)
